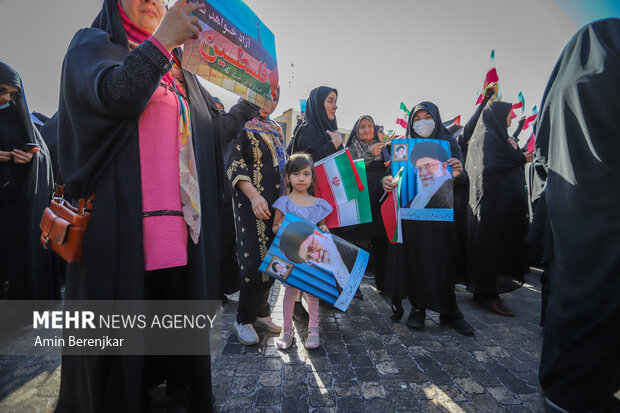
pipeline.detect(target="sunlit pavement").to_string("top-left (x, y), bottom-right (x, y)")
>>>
top-left (212, 272), bottom-right (545, 412)
top-left (0, 272), bottom-right (546, 412)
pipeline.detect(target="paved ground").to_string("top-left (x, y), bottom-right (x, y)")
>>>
top-left (0, 271), bottom-right (546, 412)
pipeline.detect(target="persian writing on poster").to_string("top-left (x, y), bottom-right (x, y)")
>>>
top-left (391, 138), bottom-right (454, 222)
top-left (182, 0), bottom-right (279, 109)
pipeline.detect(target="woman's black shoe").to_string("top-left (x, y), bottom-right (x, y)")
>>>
top-left (406, 309), bottom-right (425, 330)
top-left (390, 303), bottom-right (404, 321)
top-left (440, 316), bottom-right (474, 336)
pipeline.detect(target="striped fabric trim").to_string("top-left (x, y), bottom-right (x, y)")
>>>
top-left (143, 210), bottom-right (183, 217)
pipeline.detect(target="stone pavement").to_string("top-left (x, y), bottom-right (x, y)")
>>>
top-left (212, 271), bottom-right (545, 412)
top-left (0, 271), bottom-right (546, 412)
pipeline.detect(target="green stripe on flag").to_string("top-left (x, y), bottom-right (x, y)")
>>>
top-left (353, 160), bottom-right (372, 224)
top-left (335, 153), bottom-right (362, 201)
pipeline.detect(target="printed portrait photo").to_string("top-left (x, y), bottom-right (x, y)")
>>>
top-left (265, 257), bottom-right (293, 281)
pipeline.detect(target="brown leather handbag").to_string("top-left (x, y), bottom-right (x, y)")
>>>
top-left (40, 184), bottom-right (94, 263)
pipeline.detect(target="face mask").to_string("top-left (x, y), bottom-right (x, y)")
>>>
top-left (0, 102), bottom-right (10, 111)
top-left (413, 119), bottom-right (435, 138)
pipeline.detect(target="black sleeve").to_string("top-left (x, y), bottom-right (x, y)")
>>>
top-left (448, 138), bottom-right (468, 185)
top-left (461, 97), bottom-right (489, 145)
top-left (227, 130), bottom-right (252, 190)
top-left (512, 119), bottom-right (525, 140)
top-left (217, 99), bottom-right (259, 144)
top-left (288, 126), bottom-right (341, 161)
top-left (97, 40), bottom-right (172, 117)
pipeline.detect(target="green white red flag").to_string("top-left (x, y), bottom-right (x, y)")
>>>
top-left (314, 149), bottom-right (363, 205)
top-left (321, 159), bottom-right (372, 228)
top-left (400, 102), bottom-right (410, 117)
top-left (381, 167), bottom-right (404, 244)
top-left (511, 91), bottom-right (525, 113)
top-left (523, 105), bottom-right (538, 130)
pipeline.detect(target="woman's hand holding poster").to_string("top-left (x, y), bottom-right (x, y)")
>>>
top-left (259, 213), bottom-right (369, 312)
top-left (391, 138), bottom-right (454, 221)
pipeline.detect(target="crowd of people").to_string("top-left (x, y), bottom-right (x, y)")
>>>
top-left (1, 0), bottom-right (618, 411)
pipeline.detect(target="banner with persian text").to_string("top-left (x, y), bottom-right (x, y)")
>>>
top-left (182, 0), bottom-right (279, 109)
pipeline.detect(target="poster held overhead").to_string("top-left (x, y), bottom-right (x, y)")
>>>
top-left (182, 0), bottom-right (279, 109)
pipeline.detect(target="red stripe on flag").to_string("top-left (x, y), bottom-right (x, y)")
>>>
top-left (511, 101), bottom-right (523, 111)
top-left (475, 93), bottom-right (484, 105)
top-left (523, 113), bottom-right (538, 130)
top-left (527, 133), bottom-right (536, 152)
top-left (314, 164), bottom-right (340, 227)
top-left (483, 67), bottom-right (499, 88)
top-left (345, 150), bottom-right (364, 192)
top-left (381, 191), bottom-right (398, 244)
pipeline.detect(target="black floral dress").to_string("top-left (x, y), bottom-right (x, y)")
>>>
top-left (228, 126), bottom-right (284, 324)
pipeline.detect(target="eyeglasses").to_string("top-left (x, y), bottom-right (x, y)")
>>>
top-left (153, 0), bottom-right (172, 6)
top-left (414, 161), bottom-right (442, 174)
top-left (304, 234), bottom-right (318, 263)
top-left (0, 87), bottom-right (22, 101)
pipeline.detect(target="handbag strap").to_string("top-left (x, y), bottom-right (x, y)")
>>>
top-left (78, 193), bottom-right (95, 214)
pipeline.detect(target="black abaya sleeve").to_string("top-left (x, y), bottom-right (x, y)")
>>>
top-left (75, 36), bottom-right (171, 117)
top-left (448, 138), bottom-right (468, 185)
top-left (59, 30), bottom-right (172, 196)
top-left (512, 119), bottom-right (525, 140)
top-left (227, 131), bottom-right (252, 189)
top-left (459, 97), bottom-right (489, 147)
top-left (290, 125), bottom-right (341, 161)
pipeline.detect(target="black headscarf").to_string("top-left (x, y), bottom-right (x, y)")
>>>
top-left (0, 62), bottom-right (56, 300)
top-left (469, 101), bottom-right (525, 172)
top-left (0, 62), bottom-right (53, 199)
top-left (287, 86), bottom-right (339, 160)
top-left (537, 18), bottom-right (620, 412)
top-left (407, 101), bottom-right (453, 140)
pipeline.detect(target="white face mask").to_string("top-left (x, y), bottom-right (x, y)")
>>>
top-left (413, 119), bottom-right (435, 138)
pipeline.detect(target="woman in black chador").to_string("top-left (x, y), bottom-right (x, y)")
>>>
top-left (0, 62), bottom-right (57, 300)
top-left (465, 101), bottom-right (530, 316)
top-left (345, 115), bottom-right (389, 290)
top-left (536, 18), bottom-right (620, 413)
top-left (228, 89), bottom-right (285, 346)
top-left (383, 102), bottom-right (473, 336)
top-left (286, 86), bottom-right (342, 161)
top-left (55, 1), bottom-right (258, 411)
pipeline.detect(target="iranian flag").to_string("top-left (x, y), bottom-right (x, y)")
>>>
top-left (381, 167), bottom-right (404, 244)
top-left (526, 132), bottom-right (536, 152)
top-left (321, 159), bottom-right (372, 228)
top-left (523, 105), bottom-right (538, 130)
top-left (396, 117), bottom-right (408, 129)
top-left (511, 91), bottom-right (525, 113)
top-left (314, 149), bottom-right (363, 204)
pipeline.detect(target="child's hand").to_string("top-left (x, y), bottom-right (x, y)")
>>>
top-left (319, 224), bottom-right (329, 233)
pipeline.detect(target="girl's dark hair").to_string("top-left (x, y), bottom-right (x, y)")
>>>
top-left (286, 153), bottom-right (315, 192)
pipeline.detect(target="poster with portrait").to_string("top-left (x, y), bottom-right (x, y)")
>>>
top-left (391, 138), bottom-right (454, 221)
top-left (181, 0), bottom-right (279, 109)
top-left (259, 213), bottom-right (369, 312)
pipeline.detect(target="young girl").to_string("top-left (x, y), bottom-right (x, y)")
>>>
top-left (272, 153), bottom-right (333, 350)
